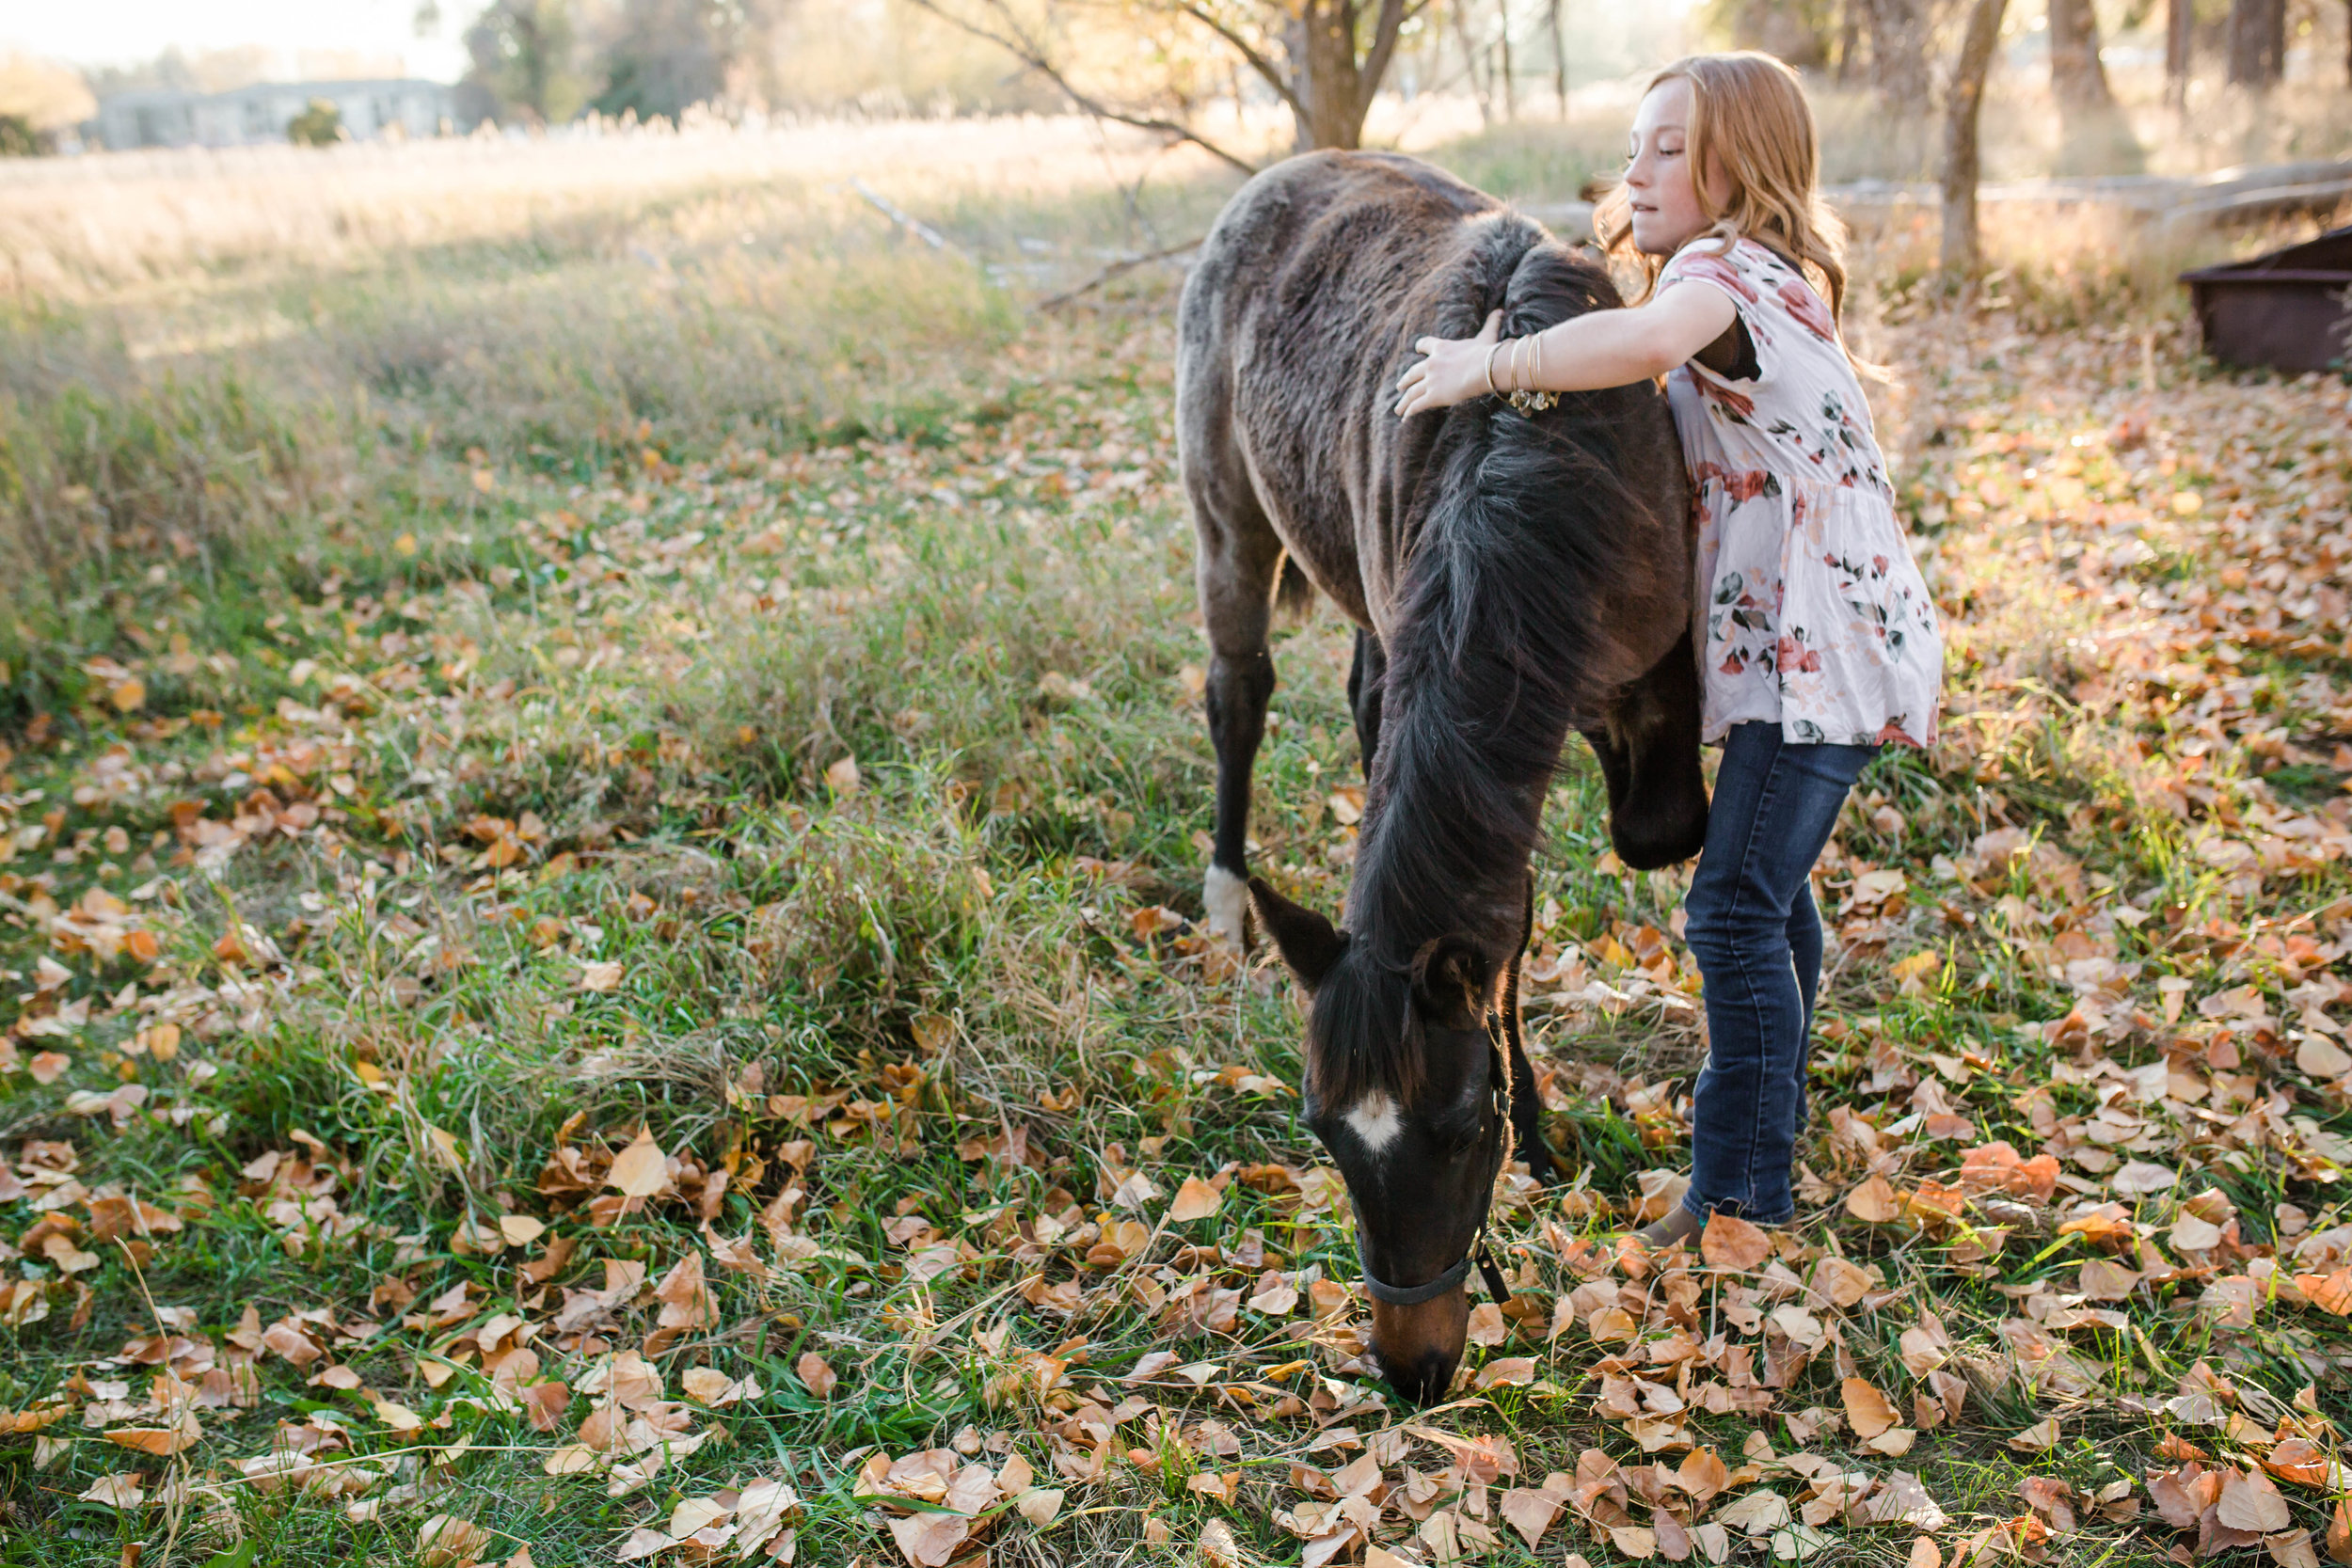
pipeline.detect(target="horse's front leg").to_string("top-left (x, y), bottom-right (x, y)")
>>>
top-left (1500, 885), bottom-right (1558, 1183)
top-left (1193, 513), bottom-right (1285, 945)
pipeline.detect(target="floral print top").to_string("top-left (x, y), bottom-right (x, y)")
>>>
top-left (1655, 234), bottom-right (1943, 749)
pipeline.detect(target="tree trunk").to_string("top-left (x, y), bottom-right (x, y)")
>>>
top-left (1548, 0), bottom-right (1566, 119)
top-left (1288, 0), bottom-right (1415, 150)
top-left (2226, 0), bottom-right (2285, 87)
top-left (1500, 5), bottom-right (1516, 122)
top-left (1942, 0), bottom-right (2010, 273)
top-left (2165, 0), bottom-right (2193, 109)
top-left (1451, 1), bottom-right (1493, 129)
top-left (2048, 0), bottom-right (2116, 112)
top-left (1863, 0), bottom-right (1932, 108)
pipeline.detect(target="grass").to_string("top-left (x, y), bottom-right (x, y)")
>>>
top-left (0, 106), bottom-right (2348, 1567)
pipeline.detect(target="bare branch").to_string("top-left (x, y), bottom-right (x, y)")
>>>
top-left (1150, 0), bottom-right (1306, 117)
top-left (1036, 236), bottom-right (1205, 310)
top-left (900, 0), bottom-right (1260, 175)
top-left (1359, 0), bottom-right (1416, 98)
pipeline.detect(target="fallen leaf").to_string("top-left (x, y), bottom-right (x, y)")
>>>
top-left (1842, 1377), bottom-right (1899, 1439)
top-left (579, 959), bottom-right (625, 992)
top-left (2008, 1417), bottom-right (2060, 1451)
top-left (796, 1352), bottom-right (836, 1400)
top-left (1846, 1176), bottom-right (1899, 1223)
top-left (1499, 1487), bottom-right (1563, 1548)
top-left (79, 1473), bottom-right (145, 1508)
top-left (2079, 1259), bottom-right (2140, 1301)
top-left (419, 1515), bottom-right (490, 1567)
top-left (1718, 1490), bottom-right (1793, 1537)
top-left (2298, 1037), bottom-right (2352, 1079)
top-left (2112, 1161), bottom-right (2178, 1196)
top-left (606, 1128), bottom-right (668, 1198)
top-left (1701, 1212), bottom-right (1772, 1272)
top-left (104, 1415), bottom-right (200, 1456)
top-left (499, 1214), bottom-right (547, 1247)
top-left (2217, 1469), bottom-right (2292, 1534)
top-left (1474, 1356), bottom-right (1536, 1390)
top-left (1168, 1177), bottom-right (1222, 1224)
top-left (888, 1509), bottom-right (970, 1567)
top-left (1016, 1487), bottom-right (1063, 1525)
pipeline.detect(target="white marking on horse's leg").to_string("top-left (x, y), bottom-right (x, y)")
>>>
top-left (1203, 864), bottom-right (1248, 943)
top-left (1344, 1090), bottom-right (1403, 1153)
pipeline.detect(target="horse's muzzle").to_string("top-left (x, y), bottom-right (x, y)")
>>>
top-left (1368, 1291), bottom-right (1469, 1405)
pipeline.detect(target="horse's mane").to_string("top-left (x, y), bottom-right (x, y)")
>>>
top-left (1308, 217), bottom-right (1676, 1112)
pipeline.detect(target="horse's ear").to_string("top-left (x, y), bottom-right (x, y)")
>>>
top-left (1248, 878), bottom-right (1344, 992)
top-left (1410, 935), bottom-right (1494, 1023)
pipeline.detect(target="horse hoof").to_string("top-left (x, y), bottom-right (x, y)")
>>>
top-left (1202, 864), bottom-right (1248, 944)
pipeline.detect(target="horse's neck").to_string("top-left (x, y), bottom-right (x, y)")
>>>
top-left (1345, 680), bottom-right (1552, 964)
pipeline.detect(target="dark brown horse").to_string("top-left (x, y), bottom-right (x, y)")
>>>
top-left (1175, 150), bottom-right (1706, 1404)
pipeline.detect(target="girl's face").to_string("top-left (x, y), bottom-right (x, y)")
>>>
top-left (1624, 79), bottom-right (1731, 256)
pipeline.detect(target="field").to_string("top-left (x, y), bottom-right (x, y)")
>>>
top-left (1, 95), bottom-right (2350, 1568)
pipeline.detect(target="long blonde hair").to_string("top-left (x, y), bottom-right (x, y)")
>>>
top-left (1596, 53), bottom-right (1869, 369)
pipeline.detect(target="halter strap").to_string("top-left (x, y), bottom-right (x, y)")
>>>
top-left (1357, 1233), bottom-right (1513, 1307)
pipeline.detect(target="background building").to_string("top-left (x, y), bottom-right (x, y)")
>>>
top-left (85, 78), bottom-right (453, 149)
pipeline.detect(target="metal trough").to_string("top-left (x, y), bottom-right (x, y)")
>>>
top-left (2180, 225), bottom-right (2352, 374)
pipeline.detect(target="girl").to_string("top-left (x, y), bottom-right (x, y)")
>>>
top-left (1391, 52), bottom-right (1942, 1246)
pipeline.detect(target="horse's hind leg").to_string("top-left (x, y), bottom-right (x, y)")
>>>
top-left (1192, 486), bottom-right (1285, 944)
top-left (1346, 628), bottom-right (1387, 776)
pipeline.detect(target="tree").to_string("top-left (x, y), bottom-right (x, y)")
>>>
top-left (901, 0), bottom-right (1427, 166)
top-left (286, 98), bottom-right (344, 147)
top-left (1709, 0), bottom-right (1836, 65)
top-left (2225, 0), bottom-right (2284, 87)
top-left (1858, 0), bottom-right (1931, 109)
top-left (464, 0), bottom-right (593, 125)
top-left (2164, 0), bottom-right (2192, 109)
top-left (2048, 0), bottom-right (2137, 172)
top-left (2047, 0), bottom-right (2115, 113)
top-left (1941, 0), bottom-right (2010, 272)
top-left (591, 0), bottom-right (780, 122)
top-left (0, 49), bottom-right (95, 141)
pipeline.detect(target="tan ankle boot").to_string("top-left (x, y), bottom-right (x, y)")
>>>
top-left (1633, 1204), bottom-right (1706, 1250)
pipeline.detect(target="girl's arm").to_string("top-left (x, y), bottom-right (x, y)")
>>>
top-left (1392, 284), bottom-right (1738, 418)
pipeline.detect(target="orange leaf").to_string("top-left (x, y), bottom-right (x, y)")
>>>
top-left (796, 1352), bottom-right (836, 1399)
top-left (104, 1412), bottom-right (199, 1455)
top-left (1700, 1212), bottom-right (1771, 1272)
top-left (1846, 1175), bottom-right (1899, 1223)
top-left (1841, 1377), bottom-right (1899, 1439)
top-left (1168, 1177), bottom-right (1222, 1224)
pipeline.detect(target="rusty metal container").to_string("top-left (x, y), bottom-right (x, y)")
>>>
top-left (2180, 225), bottom-right (2352, 374)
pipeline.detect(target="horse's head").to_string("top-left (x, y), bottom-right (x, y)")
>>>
top-left (1249, 877), bottom-right (1512, 1406)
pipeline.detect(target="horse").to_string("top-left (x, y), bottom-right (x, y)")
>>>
top-left (1174, 150), bottom-right (1707, 1404)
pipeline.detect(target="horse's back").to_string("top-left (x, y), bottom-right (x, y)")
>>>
top-left (1179, 151), bottom-right (1517, 627)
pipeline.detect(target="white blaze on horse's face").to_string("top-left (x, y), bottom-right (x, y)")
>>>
top-left (1343, 1089), bottom-right (1404, 1154)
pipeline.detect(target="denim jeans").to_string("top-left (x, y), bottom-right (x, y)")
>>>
top-left (1680, 721), bottom-right (1878, 1227)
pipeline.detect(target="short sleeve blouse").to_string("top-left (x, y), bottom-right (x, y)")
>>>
top-left (1654, 234), bottom-right (1943, 749)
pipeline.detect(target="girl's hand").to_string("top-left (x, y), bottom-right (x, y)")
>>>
top-left (1393, 309), bottom-right (1503, 419)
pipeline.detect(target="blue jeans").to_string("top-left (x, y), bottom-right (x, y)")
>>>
top-left (1680, 722), bottom-right (1878, 1227)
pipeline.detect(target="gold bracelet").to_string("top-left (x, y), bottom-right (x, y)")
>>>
top-left (1504, 329), bottom-right (1560, 414)
top-left (1484, 340), bottom-right (1503, 397)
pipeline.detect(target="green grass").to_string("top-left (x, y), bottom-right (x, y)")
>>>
top-left (0, 126), bottom-right (2348, 1568)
